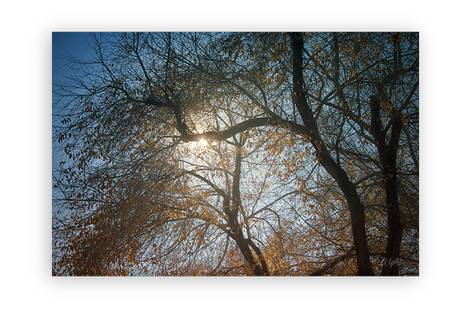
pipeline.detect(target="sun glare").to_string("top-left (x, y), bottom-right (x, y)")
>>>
top-left (198, 139), bottom-right (208, 147)
top-left (186, 138), bottom-right (208, 151)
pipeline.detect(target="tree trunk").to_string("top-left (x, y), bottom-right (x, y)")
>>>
top-left (226, 145), bottom-right (270, 276)
top-left (229, 232), bottom-right (269, 276)
top-left (370, 96), bottom-right (404, 276)
top-left (291, 32), bottom-right (374, 276)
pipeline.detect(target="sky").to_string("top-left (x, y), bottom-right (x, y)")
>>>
top-left (52, 33), bottom-right (96, 191)
top-left (52, 32), bottom-right (94, 83)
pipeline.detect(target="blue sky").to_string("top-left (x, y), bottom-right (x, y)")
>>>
top-left (52, 32), bottom-right (94, 83)
top-left (52, 33), bottom-right (96, 174)
top-left (52, 32), bottom-right (98, 119)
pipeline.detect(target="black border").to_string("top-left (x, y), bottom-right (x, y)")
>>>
top-left (27, 12), bottom-right (439, 300)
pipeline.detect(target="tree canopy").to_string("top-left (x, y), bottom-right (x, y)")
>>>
top-left (52, 32), bottom-right (419, 276)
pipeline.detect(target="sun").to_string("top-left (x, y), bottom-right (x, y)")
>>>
top-left (183, 138), bottom-right (209, 153)
top-left (198, 138), bottom-right (208, 147)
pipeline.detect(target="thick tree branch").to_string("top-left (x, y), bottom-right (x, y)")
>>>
top-left (370, 96), bottom-right (404, 276)
top-left (290, 32), bottom-right (374, 276)
top-left (178, 117), bottom-right (309, 143)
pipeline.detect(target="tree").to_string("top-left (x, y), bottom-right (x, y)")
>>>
top-left (53, 32), bottom-right (418, 276)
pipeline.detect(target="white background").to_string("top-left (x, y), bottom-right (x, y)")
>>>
top-left (0, 0), bottom-right (452, 321)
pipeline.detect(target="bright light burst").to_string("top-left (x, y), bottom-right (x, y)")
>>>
top-left (198, 139), bottom-right (208, 147)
